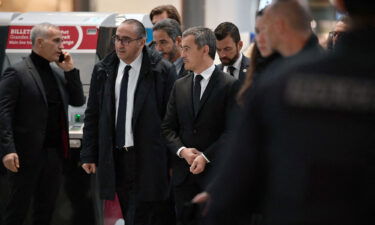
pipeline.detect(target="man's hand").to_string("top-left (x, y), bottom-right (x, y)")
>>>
top-left (56, 52), bottom-right (74, 72)
top-left (180, 148), bottom-right (200, 165)
top-left (190, 154), bottom-right (207, 174)
top-left (2, 153), bottom-right (20, 172)
top-left (192, 191), bottom-right (210, 204)
top-left (82, 163), bottom-right (96, 174)
top-left (192, 191), bottom-right (210, 216)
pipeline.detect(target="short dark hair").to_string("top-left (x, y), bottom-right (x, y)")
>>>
top-left (214, 22), bottom-right (241, 43)
top-left (150, 5), bottom-right (182, 25)
top-left (183, 26), bottom-right (216, 60)
top-left (121, 19), bottom-right (146, 38)
top-left (153, 18), bottom-right (182, 41)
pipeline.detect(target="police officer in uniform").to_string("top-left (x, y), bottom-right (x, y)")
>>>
top-left (197, 0), bottom-right (375, 224)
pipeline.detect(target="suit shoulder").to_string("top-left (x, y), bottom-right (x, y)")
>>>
top-left (217, 69), bottom-right (237, 84)
top-left (2, 59), bottom-right (28, 77)
top-left (175, 72), bottom-right (192, 85)
top-left (157, 58), bottom-right (174, 71)
top-left (242, 55), bottom-right (250, 65)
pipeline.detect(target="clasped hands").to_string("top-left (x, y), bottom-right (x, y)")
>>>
top-left (180, 148), bottom-right (207, 174)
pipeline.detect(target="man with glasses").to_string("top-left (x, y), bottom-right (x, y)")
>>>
top-left (0, 23), bottom-right (84, 225)
top-left (81, 19), bottom-right (176, 225)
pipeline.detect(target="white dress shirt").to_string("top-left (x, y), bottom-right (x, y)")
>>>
top-left (223, 53), bottom-right (243, 79)
top-left (193, 63), bottom-right (215, 98)
top-left (115, 52), bottom-right (143, 147)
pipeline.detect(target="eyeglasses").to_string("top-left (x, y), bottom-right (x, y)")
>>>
top-left (112, 35), bottom-right (142, 45)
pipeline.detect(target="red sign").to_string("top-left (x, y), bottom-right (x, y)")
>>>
top-left (6, 25), bottom-right (98, 50)
top-left (104, 195), bottom-right (124, 225)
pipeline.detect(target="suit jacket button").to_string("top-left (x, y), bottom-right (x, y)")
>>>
top-left (193, 129), bottom-right (197, 134)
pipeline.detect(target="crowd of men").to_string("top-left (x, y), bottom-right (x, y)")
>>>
top-left (1, 0), bottom-right (374, 225)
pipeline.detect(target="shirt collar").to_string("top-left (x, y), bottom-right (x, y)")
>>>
top-left (194, 63), bottom-right (215, 81)
top-left (119, 52), bottom-right (143, 74)
top-left (173, 57), bottom-right (183, 67)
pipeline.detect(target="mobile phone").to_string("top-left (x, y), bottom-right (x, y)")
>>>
top-left (58, 53), bottom-right (65, 63)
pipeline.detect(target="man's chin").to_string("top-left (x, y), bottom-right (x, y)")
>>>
top-left (220, 59), bottom-right (231, 66)
top-left (162, 55), bottom-right (170, 61)
top-left (184, 64), bottom-right (192, 71)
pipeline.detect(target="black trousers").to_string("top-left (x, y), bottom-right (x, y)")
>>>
top-left (3, 147), bottom-right (63, 225)
top-left (173, 174), bottom-right (203, 224)
top-left (114, 147), bottom-right (176, 225)
top-left (63, 149), bottom-right (96, 225)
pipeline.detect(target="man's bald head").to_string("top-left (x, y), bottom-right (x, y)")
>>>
top-left (267, 0), bottom-right (312, 33)
top-left (261, 0), bottom-right (314, 56)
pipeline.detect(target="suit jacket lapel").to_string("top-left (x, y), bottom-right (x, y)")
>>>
top-left (183, 72), bottom-right (194, 119)
top-left (132, 55), bottom-right (152, 128)
top-left (195, 67), bottom-right (220, 118)
top-left (103, 61), bottom-right (118, 129)
top-left (26, 57), bottom-right (47, 105)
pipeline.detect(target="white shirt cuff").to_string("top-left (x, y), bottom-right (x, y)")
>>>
top-left (177, 147), bottom-right (186, 158)
top-left (201, 153), bottom-right (210, 163)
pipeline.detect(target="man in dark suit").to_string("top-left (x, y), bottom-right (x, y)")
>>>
top-left (197, 0), bottom-right (375, 224)
top-left (161, 26), bottom-right (238, 218)
top-left (0, 23), bottom-right (85, 225)
top-left (80, 19), bottom-right (176, 225)
top-left (153, 18), bottom-right (189, 79)
top-left (214, 22), bottom-right (250, 83)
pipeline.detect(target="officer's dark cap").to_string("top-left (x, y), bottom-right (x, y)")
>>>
top-left (344, 0), bottom-right (375, 15)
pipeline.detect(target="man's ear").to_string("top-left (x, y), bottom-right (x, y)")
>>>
top-left (139, 38), bottom-right (146, 47)
top-left (175, 36), bottom-right (182, 46)
top-left (238, 40), bottom-right (243, 51)
top-left (36, 38), bottom-right (44, 48)
top-left (203, 45), bottom-right (210, 56)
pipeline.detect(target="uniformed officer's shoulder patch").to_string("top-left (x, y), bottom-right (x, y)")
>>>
top-left (284, 73), bottom-right (375, 113)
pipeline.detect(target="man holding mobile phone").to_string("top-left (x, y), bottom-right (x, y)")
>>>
top-left (0, 23), bottom-right (84, 225)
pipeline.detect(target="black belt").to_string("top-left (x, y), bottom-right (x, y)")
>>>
top-left (115, 146), bottom-right (135, 151)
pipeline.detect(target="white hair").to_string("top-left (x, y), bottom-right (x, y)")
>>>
top-left (30, 23), bottom-right (59, 46)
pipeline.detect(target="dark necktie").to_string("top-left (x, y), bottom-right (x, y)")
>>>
top-left (228, 66), bottom-right (235, 76)
top-left (193, 75), bottom-right (203, 116)
top-left (115, 65), bottom-right (131, 148)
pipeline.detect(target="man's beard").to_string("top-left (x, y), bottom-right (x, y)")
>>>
top-left (166, 44), bottom-right (179, 62)
top-left (220, 51), bottom-right (240, 66)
